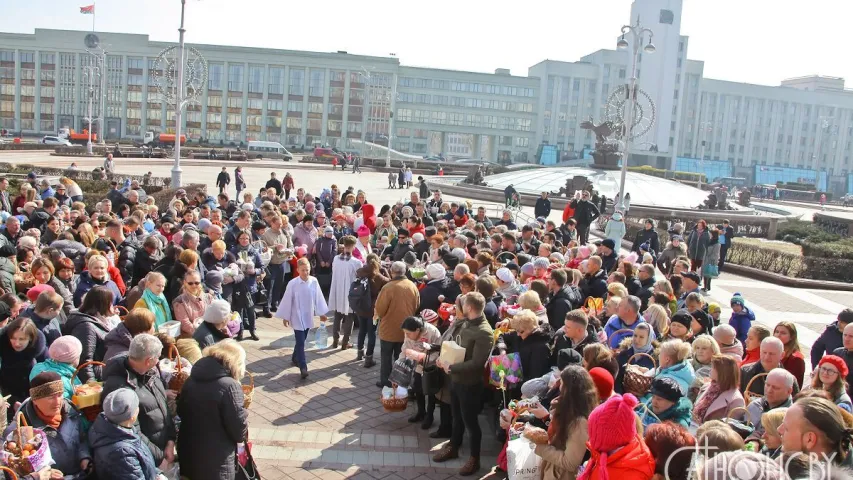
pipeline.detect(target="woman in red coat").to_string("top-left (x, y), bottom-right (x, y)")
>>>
top-left (774, 321), bottom-right (805, 387)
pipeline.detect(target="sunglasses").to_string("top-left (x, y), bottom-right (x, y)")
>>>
top-left (185, 281), bottom-right (201, 286)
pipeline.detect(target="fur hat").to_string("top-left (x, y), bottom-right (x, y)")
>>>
top-left (650, 377), bottom-right (684, 403)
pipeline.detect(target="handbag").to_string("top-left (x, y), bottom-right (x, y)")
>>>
top-left (235, 441), bottom-right (260, 480)
top-left (388, 358), bottom-right (416, 388)
top-left (703, 263), bottom-right (720, 278)
top-left (422, 353), bottom-right (444, 396)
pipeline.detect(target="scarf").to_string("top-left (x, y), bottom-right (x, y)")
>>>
top-left (142, 288), bottom-right (172, 328)
top-left (633, 328), bottom-right (656, 355)
top-left (692, 381), bottom-right (722, 423)
top-left (33, 402), bottom-right (63, 430)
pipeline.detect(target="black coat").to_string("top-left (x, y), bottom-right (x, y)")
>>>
top-left (545, 286), bottom-right (581, 331)
top-left (101, 354), bottom-right (176, 465)
top-left (216, 171), bottom-right (231, 188)
top-left (632, 228), bottom-right (661, 255)
top-left (0, 327), bottom-right (46, 402)
top-left (637, 276), bottom-right (655, 311)
top-left (116, 237), bottom-right (140, 288)
top-left (131, 249), bottom-right (163, 289)
top-left (551, 327), bottom-right (597, 365)
top-left (419, 280), bottom-right (445, 314)
top-left (63, 312), bottom-right (110, 383)
top-left (570, 199), bottom-right (600, 226)
top-left (177, 356), bottom-right (248, 480)
top-left (534, 198), bottom-right (552, 219)
top-left (580, 269), bottom-right (608, 301)
top-left (625, 276), bottom-right (642, 297)
top-left (194, 321), bottom-right (230, 351)
top-left (265, 178), bottom-right (283, 196)
top-left (600, 251), bottom-right (618, 274)
top-left (499, 326), bottom-right (553, 383)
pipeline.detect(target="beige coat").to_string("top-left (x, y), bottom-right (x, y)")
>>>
top-left (534, 418), bottom-right (588, 480)
top-left (375, 276), bottom-right (420, 343)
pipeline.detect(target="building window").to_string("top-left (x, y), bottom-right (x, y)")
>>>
top-left (660, 9), bottom-right (674, 24)
top-left (289, 69), bottom-right (305, 96)
top-left (228, 64), bottom-right (244, 91)
top-left (248, 65), bottom-right (264, 93)
top-left (308, 69), bottom-right (324, 97)
top-left (208, 64), bottom-right (223, 90)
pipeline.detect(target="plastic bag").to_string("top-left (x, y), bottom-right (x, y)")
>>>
top-left (506, 437), bottom-right (541, 480)
top-left (159, 462), bottom-right (180, 480)
top-left (388, 358), bottom-right (415, 388)
top-left (314, 322), bottom-right (329, 349)
top-left (0, 426), bottom-right (54, 475)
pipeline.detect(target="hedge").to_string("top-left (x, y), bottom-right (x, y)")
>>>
top-left (628, 165), bottom-right (705, 183)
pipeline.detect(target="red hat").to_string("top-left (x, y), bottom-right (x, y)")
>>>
top-left (586, 393), bottom-right (640, 455)
top-left (588, 367), bottom-right (614, 402)
top-left (819, 355), bottom-right (849, 379)
top-left (26, 284), bottom-right (55, 303)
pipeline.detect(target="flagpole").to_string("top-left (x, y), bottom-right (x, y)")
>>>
top-left (92, 2), bottom-right (96, 31)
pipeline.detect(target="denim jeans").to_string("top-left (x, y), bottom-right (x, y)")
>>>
top-left (238, 305), bottom-right (256, 334)
top-left (357, 316), bottom-right (376, 356)
top-left (379, 340), bottom-right (403, 387)
top-left (292, 329), bottom-right (309, 370)
top-left (450, 381), bottom-right (484, 457)
top-left (268, 263), bottom-right (289, 310)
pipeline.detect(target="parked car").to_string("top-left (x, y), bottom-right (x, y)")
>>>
top-left (313, 147), bottom-right (344, 161)
top-left (41, 136), bottom-right (73, 146)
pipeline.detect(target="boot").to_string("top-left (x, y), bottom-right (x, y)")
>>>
top-left (235, 331), bottom-right (244, 341)
top-left (300, 369), bottom-right (309, 380)
top-left (356, 350), bottom-right (364, 361)
top-left (340, 341), bottom-right (350, 350)
top-left (421, 412), bottom-right (434, 430)
top-left (363, 356), bottom-right (375, 368)
top-left (262, 306), bottom-right (271, 318)
top-left (432, 445), bottom-right (459, 463)
top-left (458, 457), bottom-right (480, 476)
top-left (331, 337), bottom-right (339, 349)
top-left (408, 411), bottom-right (425, 423)
top-left (429, 428), bottom-right (452, 439)
top-left (249, 332), bottom-right (260, 341)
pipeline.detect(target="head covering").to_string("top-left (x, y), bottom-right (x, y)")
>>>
top-left (639, 242), bottom-right (650, 252)
top-left (204, 299), bottom-right (231, 324)
top-left (819, 355), bottom-right (849, 379)
top-left (49, 336), bottom-right (83, 364)
top-left (240, 203), bottom-right (254, 212)
top-left (557, 348), bottom-right (582, 370)
top-left (496, 267), bottom-right (514, 284)
top-left (27, 172), bottom-right (36, 179)
top-left (650, 377), bottom-right (685, 403)
top-left (589, 367), bottom-right (614, 401)
top-left (578, 245), bottom-right (591, 259)
top-left (324, 226), bottom-right (334, 235)
top-left (730, 293), bottom-right (746, 308)
top-left (600, 238), bottom-right (616, 251)
top-left (176, 189), bottom-right (187, 197)
top-left (356, 225), bottom-right (370, 237)
top-left (681, 271), bottom-right (700, 284)
top-left (520, 262), bottom-right (535, 276)
top-left (0, 302), bottom-right (10, 323)
top-left (305, 201), bottom-right (316, 211)
top-left (103, 388), bottom-right (140, 425)
top-left (182, 223), bottom-right (198, 232)
top-left (671, 310), bottom-right (693, 330)
top-left (143, 219), bottom-right (155, 233)
top-left (642, 252), bottom-right (654, 263)
top-left (442, 253), bottom-right (459, 269)
top-left (251, 221), bottom-right (267, 231)
top-left (421, 309), bottom-right (439, 325)
top-left (535, 216), bottom-right (546, 224)
top-left (586, 393), bottom-right (640, 456)
top-left (29, 372), bottom-right (64, 401)
top-left (611, 212), bottom-right (623, 221)
top-left (521, 374), bottom-right (549, 399)
top-left (707, 303), bottom-right (722, 315)
top-left (397, 228), bottom-right (410, 238)
top-left (26, 283), bottom-right (55, 303)
top-left (533, 257), bottom-right (550, 270)
top-left (671, 235), bottom-right (683, 242)
top-left (198, 218), bottom-right (212, 232)
top-left (426, 264), bottom-right (445, 281)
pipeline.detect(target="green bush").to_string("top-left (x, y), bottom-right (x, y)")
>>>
top-left (775, 220), bottom-right (824, 241)
top-left (801, 238), bottom-right (853, 260)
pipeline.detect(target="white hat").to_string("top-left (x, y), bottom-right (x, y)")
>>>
top-left (203, 299), bottom-right (232, 325)
top-left (426, 263), bottom-right (445, 281)
top-left (451, 248), bottom-right (467, 262)
top-left (496, 267), bottom-right (514, 283)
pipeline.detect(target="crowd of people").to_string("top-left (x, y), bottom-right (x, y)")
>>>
top-left (0, 164), bottom-right (850, 480)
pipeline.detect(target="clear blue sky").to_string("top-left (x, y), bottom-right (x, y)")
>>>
top-left (1, 0), bottom-right (850, 87)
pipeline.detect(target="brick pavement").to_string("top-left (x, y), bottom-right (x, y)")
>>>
top-left (242, 317), bottom-right (503, 480)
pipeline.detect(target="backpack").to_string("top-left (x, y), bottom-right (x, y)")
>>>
top-left (348, 277), bottom-right (373, 318)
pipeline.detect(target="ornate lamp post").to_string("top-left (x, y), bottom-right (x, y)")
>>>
top-left (697, 121), bottom-right (712, 190)
top-left (615, 17), bottom-right (656, 212)
top-left (152, 0), bottom-right (208, 187)
top-left (82, 64), bottom-right (100, 156)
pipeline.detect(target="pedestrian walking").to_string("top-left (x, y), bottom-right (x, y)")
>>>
top-left (276, 257), bottom-right (329, 379)
top-left (234, 166), bottom-right (245, 198)
top-left (216, 166), bottom-right (230, 195)
top-left (571, 190), bottom-right (600, 245)
top-left (388, 172), bottom-right (396, 189)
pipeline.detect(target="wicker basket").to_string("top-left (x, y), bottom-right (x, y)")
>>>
top-left (381, 389), bottom-right (409, 412)
top-left (115, 305), bottom-right (129, 322)
top-left (242, 371), bottom-right (255, 409)
top-left (492, 252), bottom-right (517, 271)
top-left (71, 361), bottom-right (106, 421)
top-left (167, 344), bottom-right (189, 392)
top-left (608, 328), bottom-right (635, 353)
top-left (623, 352), bottom-right (656, 397)
top-left (0, 466), bottom-right (18, 480)
top-left (744, 372), bottom-right (769, 404)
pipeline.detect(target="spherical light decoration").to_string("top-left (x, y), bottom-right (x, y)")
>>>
top-left (604, 84), bottom-right (656, 141)
top-left (151, 45), bottom-right (208, 106)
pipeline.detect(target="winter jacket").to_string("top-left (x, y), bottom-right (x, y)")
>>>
top-left (115, 236), bottom-right (140, 287)
top-left (0, 257), bottom-right (15, 297)
top-left (356, 263), bottom-right (390, 308)
top-left (552, 327), bottom-right (599, 364)
top-left (63, 311), bottom-right (111, 383)
top-left (687, 228), bottom-right (711, 261)
top-left (194, 321), bottom-right (230, 351)
top-left (5, 399), bottom-right (90, 480)
top-left (73, 271), bottom-right (122, 308)
top-left (18, 306), bottom-right (62, 347)
top-left (570, 199), bottom-right (600, 226)
top-left (399, 322), bottom-right (441, 374)
top-left (580, 269), bottom-right (608, 301)
top-left (781, 351), bottom-right (806, 389)
top-left (173, 291), bottom-right (215, 336)
top-left (103, 322), bottom-right (133, 363)
top-left (729, 307), bottom-right (755, 345)
top-left (703, 241), bottom-right (721, 271)
top-left (545, 286), bottom-right (582, 331)
top-left (656, 241), bottom-right (687, 275)
top-left (534, 198), bottom-right (552, 219)
top-left (131, 249), bottom-right (163, 289)
top-left (47, 275), bottom-right (74, 319)
top-left (636, 277), bottom-right (655, 311)
top-left (599, 250), bottom-right (618, 274)
top-left (639, 396), bottom-right (693, 428)
top-left (604, 316), bottom-right (645, 349)
top-left (0, 327), bottom-right (46, 402)
top-left (419, 279), bottom-right (446, 315)
top-left (651, 361), bottom-right (696, 399)
top-left (89, 414), bottom-right (159, 480)
top-left (582, 434), bottom-right (655, 480)
top-left (632, 228), bottom-right (661, 255)
top-left (604, 219), bottom-right (626, 247)
top-left (177, 356), bottom-right (248, 480)
top-left (29, 358), bottom-right (81, 400)
top-left (534, 418), bottom-right (588, 480)
top-left (375, 276), bottom-right (420, 343)
top-left (216, 171), bottom-right (231, 188)
top-left (498, 325), bottom-right (553, 384)
top-left (693, 384), bottom-right (745, 423)
top-left (446, 314), bottom-right (494, 386)
top-left (101, 353), bottom-right (176, 465)
top-left (813, 322), bottom-right (844, 368)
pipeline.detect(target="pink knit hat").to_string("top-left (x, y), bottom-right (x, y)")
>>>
top-left (579, 393), bottom-right (641, 480)
top-left (578, 245), bottom-right (591, 259)
top-left (26, 284), bottom-right (55, 302)
top-left (49, 336), bottom-right (83, 364)
top-left (356, 225), bottom-right (370, 238)
top-left (421, 309), bottom-right (439, 325)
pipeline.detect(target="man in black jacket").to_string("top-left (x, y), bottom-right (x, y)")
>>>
top-left (597, 239), bottom-right (618, 273)
top-left (631, 219), bottom-right (661, 256)
top-left (551, 309), bottom-right (597, 360)
top-left (215, 167), bottom-right (230, 194)
top-left (545, 269), bottom-right (581, 331)
top-left (265, 172), bottom-right (283, 197)
top-left (570, 190), bottom-right (600, 245)
top-left (534, 192), bottom-right (551, 219)
top-left (580, 256), bottom-right (608, 301)
top-left (636, 264), bottom-right (656, 311)
top-left (102, 219), bottom-right (139, 287)
top-left (101, 334), bottom-right (176, 469)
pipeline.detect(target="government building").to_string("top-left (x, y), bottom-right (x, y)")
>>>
top-left (1, 0), bottom-right (852, 193)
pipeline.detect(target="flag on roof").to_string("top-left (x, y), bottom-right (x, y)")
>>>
top-left (80, 4), bottom-right (95, 14)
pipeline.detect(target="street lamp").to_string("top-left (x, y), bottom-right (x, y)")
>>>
top-left (615, 18), bottom-right (655, 212)
top-left (358, 67), bottom-right (374, 161)
top-left (697, 121), bottom-right (712, 190)
top-left (82, 64), bottom-right (100, 156)
top-left (86, 46), bottom-right (108, 145)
